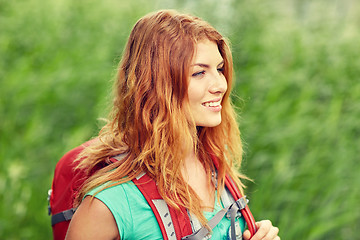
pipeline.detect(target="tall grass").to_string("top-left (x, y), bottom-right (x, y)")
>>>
top-left (228, 1), bottom-right (360, 239)
top-left (228, 2), bottom-right (360, 239)
top-left (1, 0), bottom-right (359, 239)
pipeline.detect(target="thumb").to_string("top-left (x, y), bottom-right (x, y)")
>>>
top-left (242, 229), bottom-right (251, 240)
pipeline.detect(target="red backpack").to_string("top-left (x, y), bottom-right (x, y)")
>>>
top-left (48, 141), bottom-right (257, 240)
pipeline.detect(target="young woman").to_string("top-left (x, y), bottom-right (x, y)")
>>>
top-left (65, 10), bottom-right (280, 240)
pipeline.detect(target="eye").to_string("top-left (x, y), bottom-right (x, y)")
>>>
top-left (217, 67), bottom-right (224, 74)
top-left (192, 70), bottom-right (205, 77)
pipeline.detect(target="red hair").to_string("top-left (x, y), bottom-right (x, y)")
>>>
top-left (76, 9), bottom-right (246, 226)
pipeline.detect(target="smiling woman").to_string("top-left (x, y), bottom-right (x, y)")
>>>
top-left (50, 9), bottom-right (280, 240)
top-left (187, 40), bottom-right (228, 127)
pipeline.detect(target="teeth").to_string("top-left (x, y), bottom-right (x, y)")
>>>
top-left (203, 101), bottom-right (221, 107)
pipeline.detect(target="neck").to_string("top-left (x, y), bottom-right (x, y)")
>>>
top-left (181, 150), bottom-right (215, 211)
top-left (182, 150), bottom-right (199, 177)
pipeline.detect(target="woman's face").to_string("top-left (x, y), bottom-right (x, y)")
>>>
top-left (187, 40), bottom-right (228, 127)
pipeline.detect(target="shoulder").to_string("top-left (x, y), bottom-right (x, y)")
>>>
top-left (86, 181), bottom-right (163, 239)
top-left (99, 181), bottom-right (164, 239)
top-left (87, 181), bottom-right (139, 217)
top-left (66, 196), bottom-right (119, 240)
top-left (68, 181), bottom-right (163, 240)
top-left (66, 183), bottom-right (133, 240)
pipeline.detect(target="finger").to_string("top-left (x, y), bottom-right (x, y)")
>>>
top-left (242, 229), bottom-right (251, 240)
top-left (263, 226), bottom-right (279, 240)
top-left (251, 220), bottom-right (272, 240)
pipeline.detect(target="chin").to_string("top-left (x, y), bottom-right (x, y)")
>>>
top-left (196, 119), bottom-right (222, 127)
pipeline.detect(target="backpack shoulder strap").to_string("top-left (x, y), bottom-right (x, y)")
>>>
top-left (131, 172), bottom-right (193, 240)
top-left (114, 154), bottom-right (256, 239)
top-left (210, 154), bottom-right (258, 237)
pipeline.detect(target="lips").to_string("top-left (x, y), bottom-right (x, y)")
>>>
top-left (201, 98), bottom-right (222, 112)
top-left (202, 100), bottom-right (221, 107)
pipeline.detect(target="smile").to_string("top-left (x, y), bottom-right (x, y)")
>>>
top-left (202, 100), bottom-right (221, 107)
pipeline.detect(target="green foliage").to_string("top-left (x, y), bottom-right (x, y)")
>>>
top-left (1, 0), bottom-right (359, 239)
top-left (228, 1), bottom-right (360, 239)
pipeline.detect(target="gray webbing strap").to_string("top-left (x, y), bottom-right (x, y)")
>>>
top-left (135, 171), bottom-right (146, 180)
top-left (229, 203), bottom-right (239, 240)
top-left (229, 197), bottom-right (247, 240)
top-left (135, 171), bottom-right (177, 240)
top-left (188, 188), bottom-right (238, 235)
top-left (152, 199), bottom-right (177, 240)
top-left (51, 208), bottom-right (76, 226)
top-left (189, 212), bottom-right (202, 233)
top-left (182, 205), bottom-right (231, 240)
top-left (182, 197), bottom-right (247, 240)
top-left (221, 187), bottom-right (235, 208)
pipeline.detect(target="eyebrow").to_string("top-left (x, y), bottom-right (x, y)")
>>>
top-left (191, 61), bottom-right (224, 68)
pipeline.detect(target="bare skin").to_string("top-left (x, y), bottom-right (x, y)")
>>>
top-left (243, 220), bottom-right (280, 240)
top-left (181, 152), bottom-right (215, 211)
top-left (65, 196), bottom-right (120, 240)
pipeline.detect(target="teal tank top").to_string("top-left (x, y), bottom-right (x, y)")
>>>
top-left (86, 181), bottom-right (245, 239)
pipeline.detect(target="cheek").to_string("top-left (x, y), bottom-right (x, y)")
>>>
top-left (187, 81), bottom-right (201, 103)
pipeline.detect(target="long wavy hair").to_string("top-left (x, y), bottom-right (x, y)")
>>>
top-left (76, 9), bottom-right (246, 227)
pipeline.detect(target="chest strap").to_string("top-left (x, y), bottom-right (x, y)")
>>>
top-left (183, 195), bottom-right (247, 240)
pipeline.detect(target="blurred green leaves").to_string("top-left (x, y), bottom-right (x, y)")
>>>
top-left (1, 0), bottom-right (359, 239)
top-left (229, 1), bottom-right (360, 239)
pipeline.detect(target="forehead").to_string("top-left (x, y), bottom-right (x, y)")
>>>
top-left (192, 40), bottom-right (223, 65)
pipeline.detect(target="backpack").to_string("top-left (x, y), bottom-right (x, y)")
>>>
top-left (48, 141), bottom-right (257, 240)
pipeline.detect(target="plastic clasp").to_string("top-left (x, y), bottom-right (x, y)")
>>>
top-left (235, 196), bottom-right (248, 210)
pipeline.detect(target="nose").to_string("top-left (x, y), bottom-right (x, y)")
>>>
top-left (209, 73), bottom-right (227, 94)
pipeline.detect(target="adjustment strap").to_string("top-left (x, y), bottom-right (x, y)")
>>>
top-left (181, 197), bottom-right (248, 240)
top-left (182, 206), bottom-right (230, 240)
top-left (229, 197), bottom-right (248, 240)
top-left (51, 208), bottom-right (76, 226)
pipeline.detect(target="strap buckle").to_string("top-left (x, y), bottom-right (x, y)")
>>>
top-left (235, 196), bottom-right (248, 210)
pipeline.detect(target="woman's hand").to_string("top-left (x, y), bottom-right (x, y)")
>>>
top-left (243, 220), bottom-right (280, 240)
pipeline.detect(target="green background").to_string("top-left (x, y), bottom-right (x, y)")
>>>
top-left (1, 0), bottom-right (359, 239)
